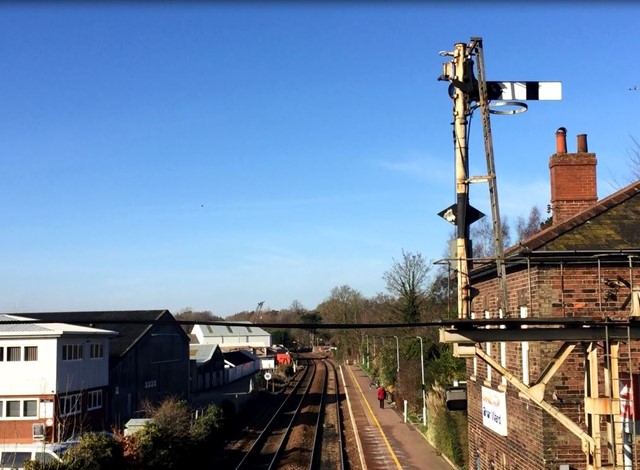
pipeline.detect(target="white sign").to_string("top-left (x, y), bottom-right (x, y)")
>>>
top-left (264, 372), bottom-right (272, 381)
top-left (488, 81), bottom-right (562, 101)
top-left (481, 386), bottom-right (508, 436)
top-left (40, 400), bottom-right (53, 419)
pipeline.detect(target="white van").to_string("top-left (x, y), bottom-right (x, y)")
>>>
top-left (0, 443), bottom-right (63, 470)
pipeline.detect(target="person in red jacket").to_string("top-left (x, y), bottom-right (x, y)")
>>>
top-left (377, 385), bottom-right (386, 409)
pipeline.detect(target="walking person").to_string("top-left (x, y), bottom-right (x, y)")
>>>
top-left (377, 385), bottom-right (386, 409)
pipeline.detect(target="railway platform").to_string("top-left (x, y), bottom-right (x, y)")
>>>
top-left (344, 363), bottom-right (455, 470)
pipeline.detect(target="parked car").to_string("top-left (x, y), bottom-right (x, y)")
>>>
top-left (0, 443), bottom-right (63, 470)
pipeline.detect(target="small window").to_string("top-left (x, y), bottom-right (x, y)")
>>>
top-left (24, 346), bottom-right (38, 361)
top-left (60, 394), bottom-right (82, 416)
top-left (0, 400), bottom-right (3, 417)
top-left (6, 401), bottom-right (20, 417)
top-left (23, 400), bottom-right (37, 417)
top-left (0, 347), bottom-right (4, 361)
top-left (7, 347), bottom-right (20, 361)
top-left (62, 344), bottom-right (83, 361)
top-left (88, 390), bottom-right (102, 410)
top-left (90, 343), bottom-right (103, 359)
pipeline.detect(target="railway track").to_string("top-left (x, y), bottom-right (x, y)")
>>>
top-left (312, 359), bottom-right (345, 470)
top-left (217, 355), bottom-right (347, 470)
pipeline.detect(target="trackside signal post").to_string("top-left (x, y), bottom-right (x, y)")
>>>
top-left (436, 37), bottom-right (640, 469)
top-left (438, 38), bottom-right (561, 319)
top-left (448, 42), bottom-right (473, 320)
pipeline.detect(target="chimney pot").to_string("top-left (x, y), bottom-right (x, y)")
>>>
top-left (577, 134), bottom-right (588, 153)
top-left (556, 127), bottom-right (567, 154)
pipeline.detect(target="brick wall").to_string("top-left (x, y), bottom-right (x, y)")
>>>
top-left (467, 261), bottom-right (640, 469)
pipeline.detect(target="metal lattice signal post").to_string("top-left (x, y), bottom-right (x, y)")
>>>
top-left (473, 37), bottom-right (510, 320)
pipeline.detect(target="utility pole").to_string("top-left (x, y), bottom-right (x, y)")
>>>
top-left (417, 336), bottom-right (426, 427)
top-left (439, 42), bottom-right (474, 319)
top-left (453, 43), bottom-right (472, 319)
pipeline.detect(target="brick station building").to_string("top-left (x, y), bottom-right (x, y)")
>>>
top-left (464, 129), bottom-right (640, 470)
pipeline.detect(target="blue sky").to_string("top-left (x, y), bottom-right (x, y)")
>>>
top-left (1, 2), bottom-right (639, 317)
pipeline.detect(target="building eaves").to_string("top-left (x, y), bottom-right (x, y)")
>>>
top-left (196, 321), bottom-right (269, 337)
top-left (20, 310), bottom-right (172, 358)
top-left (0, 314), bottom-right (116, 337)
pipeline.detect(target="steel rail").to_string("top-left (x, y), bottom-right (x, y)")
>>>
top-left (310, 360), bottom-right (329, 469)
top-left (268, 359), bottom-right (317, 469)
top-left (310, 358), bottom-right (346, 470)
top-left (234, 359), bottom-right (313, 470)
top-left (333, 360), bottom-right (346, 470)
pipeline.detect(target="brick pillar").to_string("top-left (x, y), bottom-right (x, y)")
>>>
top-left (549, 128), bottom-right (597, 225)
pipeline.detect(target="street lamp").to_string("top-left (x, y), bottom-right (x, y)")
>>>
top-left (360, 334), bottom-right (369, 367)
top-left (366, 334), bottom-right (370, 369)
top-left (417, 336), bottom-right (426, 427)
top-left (393, 335), bottom-right (400, 373)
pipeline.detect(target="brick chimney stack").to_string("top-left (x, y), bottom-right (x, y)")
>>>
top-left (549, 128), bottom-right (597, 225)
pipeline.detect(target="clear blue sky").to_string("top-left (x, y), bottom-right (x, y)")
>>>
top-left (1, 2), bottom-right (638, 317)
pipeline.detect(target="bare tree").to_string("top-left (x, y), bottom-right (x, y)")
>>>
top-left (317, 285), bottom-right (365, 358)
top-left (174, 308), bottom-right (224, 334)
top-left (383, 250), bottom-right (431, 323)
top-left (627, 136), bottom-right (640, 181)
top-left (515, 206), bottom-right (543, 242)
top-left (469, 216), bottom-right (511, 259)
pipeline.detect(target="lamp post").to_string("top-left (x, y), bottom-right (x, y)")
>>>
top-left (393, 335), bottom-right (400, 373)
top-left (417, 336), bottom-right (426, 427)
top-left (366, 334), bottom-right (370, 369)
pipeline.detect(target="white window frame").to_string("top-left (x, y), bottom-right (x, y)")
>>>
top-left (88, 390), bottom-right (102, 410)
top-left (24, 346), bottom-right (38, 362)
top-left (521, 306), bottom-right (530, 385)
top-left (5, 400), bottom-right (20, 418)
top-left (485, 310), bottom-right (492, 383)
top-left (62, 344), bottom-right (83, 361)
top-left (0, 398), bottom-right (39, 420)
top-left (23, 400), bottom-right (37, 417)
top-left (499, 309), bottom-right (507, 388)
top-left (7, 346), bottom-right (21, 362)
top-left (470, 312), bottom-right (477, 380)
top-left (60, 394), bottom-right (82, 417)
top-left (90, 343), bottom-right (104, 359)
